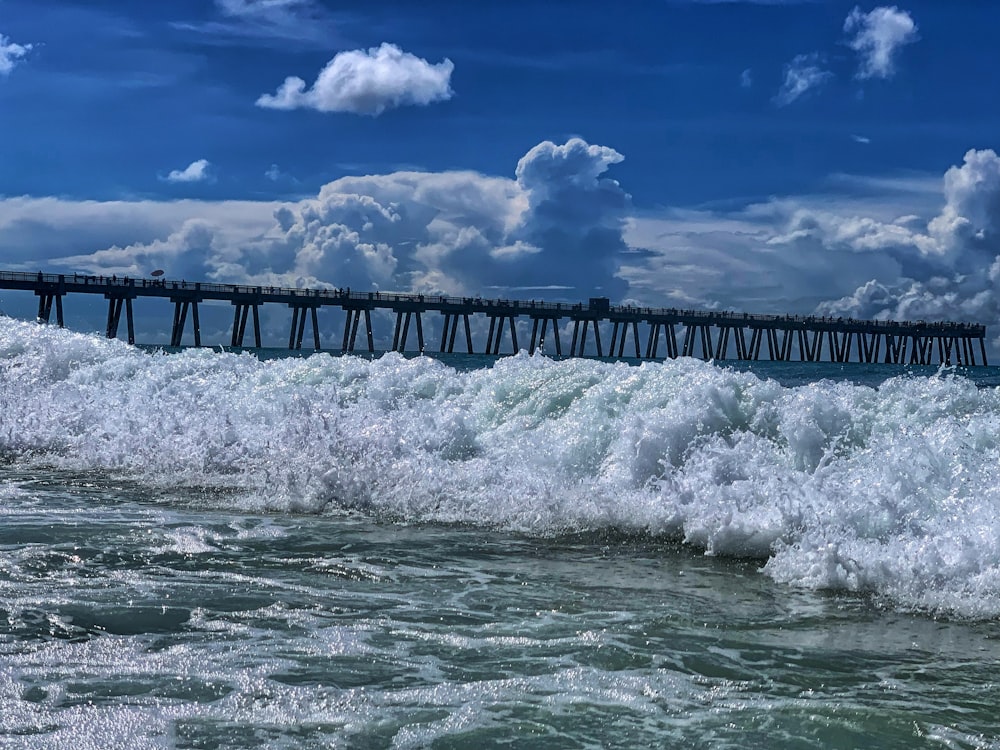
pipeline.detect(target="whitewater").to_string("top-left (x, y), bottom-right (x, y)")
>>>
top-left (3, 318), bottom-right (1000, 747)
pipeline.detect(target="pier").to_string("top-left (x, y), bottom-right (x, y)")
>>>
top-left (0, 270), bottom-right (988, 366)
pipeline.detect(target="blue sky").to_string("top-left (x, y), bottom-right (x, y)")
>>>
top-left (2, 0), bottom-right (1000, 346)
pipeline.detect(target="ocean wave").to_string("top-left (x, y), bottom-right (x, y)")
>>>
top-left (3, 319), bottom-right (1000, 617)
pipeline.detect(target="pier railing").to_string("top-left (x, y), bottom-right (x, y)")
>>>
top-left (0, 270), bottom-right (988, 365)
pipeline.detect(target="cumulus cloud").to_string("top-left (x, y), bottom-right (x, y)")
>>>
top-left (44, 138), bottom-right (631, 302)
top-left (768, 149), bottom-right (999, 268)
top-left (511, 139), bottom-right (630, 297)
top-left (0, 32), bottom-right (32, 75)
top-left (740, 68), bottom-right (753, 88)
top-left (256, 42), bottom-right (454, 116)
top-left (776, 149), bottom-right (1000, 346)
top-left (927, 149), bottom-right (1000, 260)
top-left (773, 54), bottom-right (832, 106)
top-left (844, 5), bottom-right (918, 80)
top-left (620, 149), bottom-right (1000, 339)
top-left (252, 137), bottom-right (631, 297)
top-left (164, 159), bottom-right (212, 183)
top-left (60, 220), bottom-right (223, 279)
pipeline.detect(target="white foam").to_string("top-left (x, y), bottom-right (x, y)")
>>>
top-left (5, 319), bottom-right (1000, 617)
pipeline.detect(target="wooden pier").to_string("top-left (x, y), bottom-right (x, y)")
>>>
top-left (0, 270), bottom-right (988, 366)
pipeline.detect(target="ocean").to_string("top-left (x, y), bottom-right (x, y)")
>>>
top-left (2, 318), bottom-right (1000, 749)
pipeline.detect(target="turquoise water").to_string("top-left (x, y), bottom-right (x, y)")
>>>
top-left (4, 320), bottom-right (1000, 748)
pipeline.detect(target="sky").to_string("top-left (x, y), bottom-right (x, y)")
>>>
top-left (1, 0), bottom-right (1000, 348)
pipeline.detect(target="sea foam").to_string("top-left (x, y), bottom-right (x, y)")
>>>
top-left (3, 319), bottom-right (1000, 617)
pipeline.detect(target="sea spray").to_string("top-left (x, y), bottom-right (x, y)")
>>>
top-left (4, 318), bottom-right (1000, 616)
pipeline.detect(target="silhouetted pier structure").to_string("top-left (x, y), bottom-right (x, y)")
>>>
top-left (0, 271), bottom-right (988, 366)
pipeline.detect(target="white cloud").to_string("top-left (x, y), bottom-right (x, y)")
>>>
top-left (740, 68), bottom-right (753, 88)
top-left (164, 159), bottom-right (212, 183)
top-left (0, 197), bottom-right (278, 279)
top-left (256, 42), bottom-right (454, 116)
top-left (0, 32), bottom-right (32, 75)
top-left (620, 149), bottom-right (1000, 341)
top-left (773, 53), bottom-right (832, 106)
top-left (252, 137), bottom-right (631, 296)
top-left (760, 148), bottom-right (1000, 347)
top-left (844, 5), bottom-right (918, 80)
top-left (852, 134), bottom-right (871, 144)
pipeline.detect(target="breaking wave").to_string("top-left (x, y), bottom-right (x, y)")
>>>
top-left (3, 319), bottom-right (1000, 617)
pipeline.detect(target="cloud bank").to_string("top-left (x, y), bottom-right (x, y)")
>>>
top-left (256, 43), bottom-right (454, 115)
top-left (10, 142), bottom-right (1000, 352)
top-left (816, 150), bottom-right (1000, 339)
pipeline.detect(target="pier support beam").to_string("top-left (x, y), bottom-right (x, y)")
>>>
top-left (717, 326), bottom-right (749, 360)
top-left (764, 328), bottom-right (794, 361)
top-left (569, 318), bottom-right (603, 357)
top-left (609, 319), bottom-right (641, 358)
top-left (440, 312), bottom-right (475, 354)
top-left (796, 330), bottom-right (823, 362)
top-left (528, 316), bottom-right (562, 356)
top-left (941, 336), bottom-right (959, 365)
top-left (231, 302), bottom-right (262, 348)
top-left (645, 322), bottom-right (678, 359)
top-left (170, 298), bottom-right (201, 347)
top-left (827, 330), bottom-right (854, 363)
top-left (884, 333), bottom-right (906, 364)
top-left (289, 304), bottom-right (321, 350)
top-left (391, 310), bottom-right (424, 352)
top-left (485, 314), bottom-right (519, 355)
top-left (908, 335), bottom-right (932, 365)
top-left (35, 291), bottom-right (65, 327)
top-left (857, 332), bottom-right (880, 363)
top-left (105, 297), bottom-right (135, 344)
top-left (342, 308), bottom-right (375, 353)
top-left (747, 328), bottom-right (764, 360)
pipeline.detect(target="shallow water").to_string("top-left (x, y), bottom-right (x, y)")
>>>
top-left (3, 472), bottom-right (1000, 749)
top-left (3, 320), bottom-right (1000, 747)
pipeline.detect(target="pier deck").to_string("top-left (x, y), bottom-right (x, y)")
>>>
top-left (0, 270), bottom-right (988, 366)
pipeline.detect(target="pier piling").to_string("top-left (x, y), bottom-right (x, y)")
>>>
top-left (0, 271), bottom-right (988, 366)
